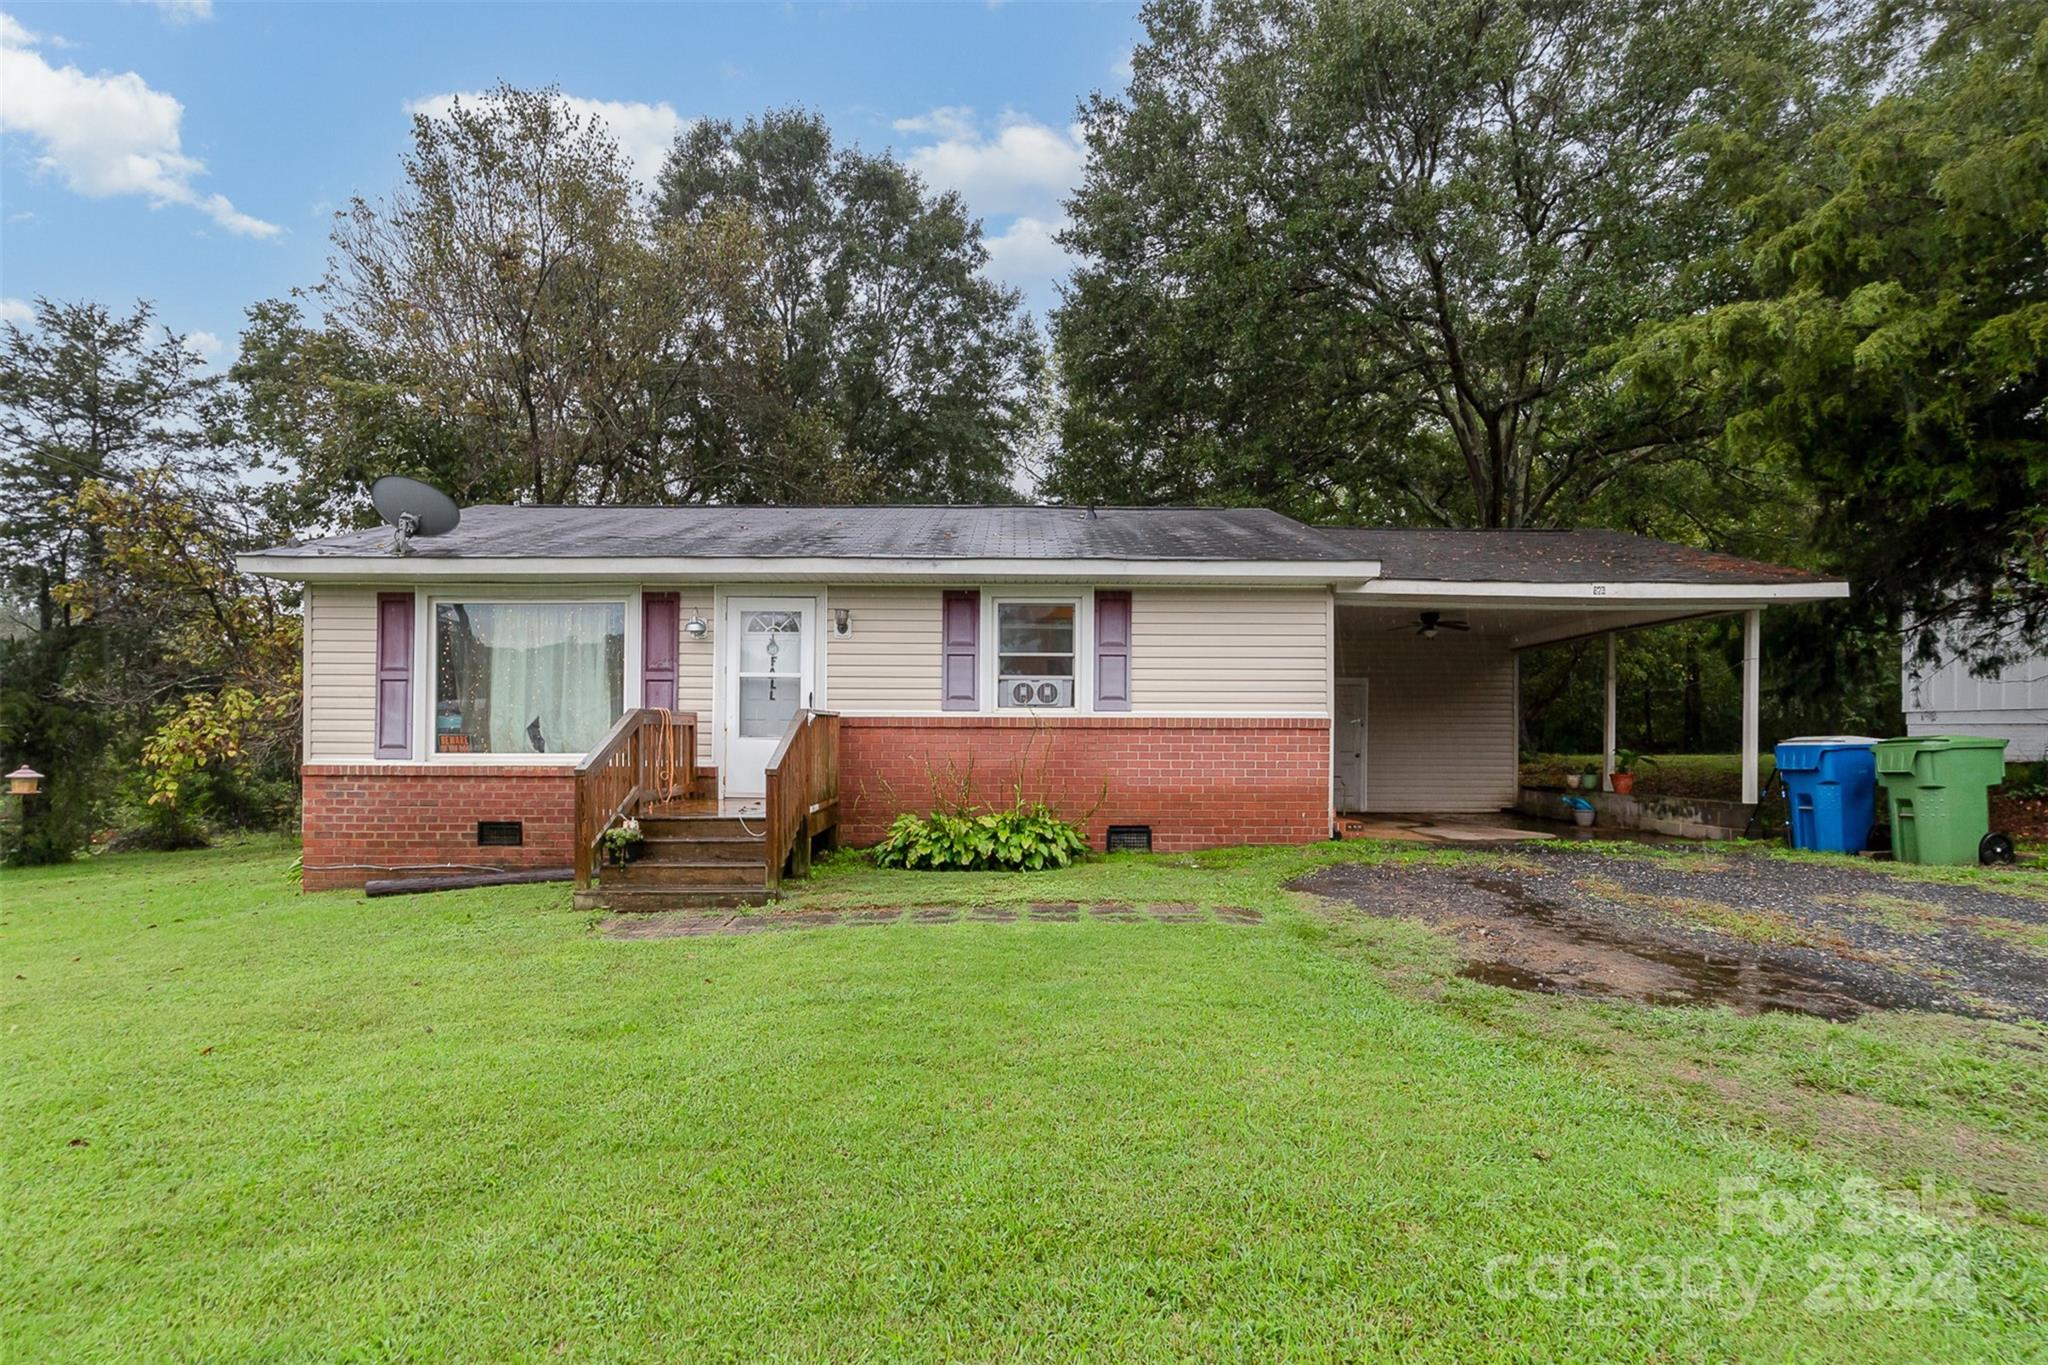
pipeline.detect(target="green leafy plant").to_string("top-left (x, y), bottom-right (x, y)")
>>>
top-left (1611, 749), bottom-right (1662, 777)
top-left (599, 818), bottom-right (644, 862)
top-left (872, 804), bottom-right (1089, 872)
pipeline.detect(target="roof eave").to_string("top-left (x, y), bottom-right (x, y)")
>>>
top-left (1340, 578), bottom-right (1849, 606)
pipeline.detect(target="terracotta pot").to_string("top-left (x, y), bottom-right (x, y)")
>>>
top-left (1612, 772), bottom-right (1636, 795)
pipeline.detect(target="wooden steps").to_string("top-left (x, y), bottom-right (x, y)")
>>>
top-left (577, 809), bottom-right (773, 912)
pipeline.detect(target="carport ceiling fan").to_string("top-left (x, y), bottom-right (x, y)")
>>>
top-left (1390, 610), bottom-right (1470, 639)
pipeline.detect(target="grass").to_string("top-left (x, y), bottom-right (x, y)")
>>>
top-left (1522, 752), bottom-right (1777, 801)
top-left (5, 837), bottom-right (2047, 1359)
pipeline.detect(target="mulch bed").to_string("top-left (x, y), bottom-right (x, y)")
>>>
top-left (1992, 794), bottom-right (2048, 843)
top-left (601, 902), bottom-right (1263, 940)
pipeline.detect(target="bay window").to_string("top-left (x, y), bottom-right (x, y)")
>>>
top-left (433, 601), bottom-right (624, 756)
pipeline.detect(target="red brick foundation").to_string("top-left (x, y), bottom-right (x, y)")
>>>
top-left (839, 716), bottom-right (1331, 851)
top-left (300, 765), bottom-right (576, 891)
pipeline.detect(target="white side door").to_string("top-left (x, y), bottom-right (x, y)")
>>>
top-left (1334, 679), bottom-right (1368, 812)
top-left (720, 595), bottom-right (818, 798)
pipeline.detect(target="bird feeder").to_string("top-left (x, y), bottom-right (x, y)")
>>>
top-left (7, 766), bottom-right (44, 796)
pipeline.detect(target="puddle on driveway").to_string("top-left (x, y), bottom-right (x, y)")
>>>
top-left (1301, 865), bottom-right (1874, 1020)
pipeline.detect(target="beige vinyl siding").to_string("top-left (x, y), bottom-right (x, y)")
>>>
top-left (1337, 626), bottom-right (1516, 811)
top-left (824, 585), bottom-right (943, 713)
top-left (669, 591), bottom-right (715, 766)
top-left (303, 583), bottom-right (379, 761)
top-left (1129, 587), bottom-right (1331, 715)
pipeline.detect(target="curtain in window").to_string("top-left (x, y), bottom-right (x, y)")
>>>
top-left (437, 603), bottom-right (623, 755)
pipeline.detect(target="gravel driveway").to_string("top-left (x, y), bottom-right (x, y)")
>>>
top-left (1295, 848), bottom-right (2048, 1022)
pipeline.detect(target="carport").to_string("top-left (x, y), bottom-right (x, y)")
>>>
top-left (1315, 530), bottom-right (1849, 819)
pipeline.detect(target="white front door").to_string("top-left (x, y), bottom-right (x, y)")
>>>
top-left (720, 595), bottom-right (818, 798)
top-left (1334, 679), bottom-right (1368, 812)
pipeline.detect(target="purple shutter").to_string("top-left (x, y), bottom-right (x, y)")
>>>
top-left (1094, 590), bottom-right (1132, 712)
top-left (642, 592), bottom-right (679, 710)
top-left (941, 590), bottom-right (979, 711)
top-left (374, 592), bottom-right (413, 759)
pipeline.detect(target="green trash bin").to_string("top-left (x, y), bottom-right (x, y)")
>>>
top-left (1873, 735), bottom-right (2009, 865)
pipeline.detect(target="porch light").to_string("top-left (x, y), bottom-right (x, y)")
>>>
top-left (834, 608), bottom-right (851, 636)
top-left (684, 614), bottom-right (708, 641)
top-left (7, 766), bottom-right (44, 796)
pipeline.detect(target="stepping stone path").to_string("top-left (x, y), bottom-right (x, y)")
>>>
top-left (602, 902), bottom-right (1263, 940)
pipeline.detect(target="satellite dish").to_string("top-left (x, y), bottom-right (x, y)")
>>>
top-left (370, 476), bottom-right (461, 555)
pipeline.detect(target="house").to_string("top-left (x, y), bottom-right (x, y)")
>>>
top-left (239, 506), bottom-right (1846, 899)
top-left (1903, 626), bottom-right (2047, 761)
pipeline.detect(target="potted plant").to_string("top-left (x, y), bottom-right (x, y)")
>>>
top-left (600, 817), bottom-right (644, 866)
top-left (1609, 749), bottom-right (1658, 796)
top-left (1565, 771), bottom-right (1582, 790)
top-left (1582, 764), bottom-right (1601, 792)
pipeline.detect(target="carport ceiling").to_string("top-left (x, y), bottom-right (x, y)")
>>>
top-left (1337, 602), bottom-right (1736, 651)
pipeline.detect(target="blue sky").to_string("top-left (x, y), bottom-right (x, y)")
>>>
top-left (0, 1), bottom-right (1142, 362)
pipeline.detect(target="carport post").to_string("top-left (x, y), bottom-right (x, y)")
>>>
top-left (1741, 608), bottom-right (1761, 805)
top-left (1601, 632), bottom-right (1617, 791)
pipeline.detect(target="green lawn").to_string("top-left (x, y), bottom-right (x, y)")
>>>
top-left (5, 838), bottom-right (2045, 1359)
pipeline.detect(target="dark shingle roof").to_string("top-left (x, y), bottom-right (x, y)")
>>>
top-left (248, 505), bottom-right (1833, 586)
top-left (253, 504), bottom-right (1363, 563)
top-left (1312, 528), bottom-right (1833, 585)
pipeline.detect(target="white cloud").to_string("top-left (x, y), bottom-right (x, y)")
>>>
top-left (0, 296), bottom-right (35, 327)
top-left (892, 107), bottom-right (1088, 317)
top-left (984, 216), bottom-right (1072, 304)
top-left (897, 107), bottom-right (1086, 218)
top-left (186, 328), bottom-right (224, 359)
top-left (891, 106), bottom-right (978, 142)
top-left (0, 16), bottom-right (280, 237)
top-left (135, 0), bottom-right (214, 22)
top-left (406, 91), bottom-right (691, 187)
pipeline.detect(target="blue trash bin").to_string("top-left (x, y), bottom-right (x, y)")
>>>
top-left (1774, 736), bottom-right (1881, 853)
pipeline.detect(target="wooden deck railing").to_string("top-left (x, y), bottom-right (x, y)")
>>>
top-left (763, 709), bottom-right (840, 892)
top-left (573, 708), bottom-right (697, 889)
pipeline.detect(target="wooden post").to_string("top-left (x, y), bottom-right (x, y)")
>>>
top-left (1602, 631), bottom-right (1618, 792)
top-left (1741, 608), bottom-right (1762, 805)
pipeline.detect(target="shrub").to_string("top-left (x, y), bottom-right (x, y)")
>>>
top-left (872, 804), bottom-right (1089, 872)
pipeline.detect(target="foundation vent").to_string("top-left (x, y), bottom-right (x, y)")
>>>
top-left (1106, 825), bottom-right (1152, 854)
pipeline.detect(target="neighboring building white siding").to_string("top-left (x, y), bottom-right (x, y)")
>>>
top-left (824, 585), bottom-right (944, 713)
top-left (1129, 587), bottom-right (1331, 715)
top-left (1904, 631), bottom-right (2048, 761)
top-left (1336, 623), bottom-right (1516, 812)
top-left (303, 583), bottom-right (378, 761)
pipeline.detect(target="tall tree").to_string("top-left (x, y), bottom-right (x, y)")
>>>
top-left (1623, 0), bottom-right (2048, 657)
top-left (319, 84), bottom-right (773, 512)
top-left (0, 300), bottom-right (222, 861)
top-left (657, 108), bottom-right (1044, 503)
top-left (1048, 0), bottom-right (1844, 527)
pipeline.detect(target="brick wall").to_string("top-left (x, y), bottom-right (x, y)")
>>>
top-left (300, 765), bottom-right (576, 891)
top-left (839, 716), bottom-right (1331, 851)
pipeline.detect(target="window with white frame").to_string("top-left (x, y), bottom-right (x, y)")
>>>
top-left (995, 599), bottom-right (1078, 708)
top-left (433, 601), bottom-right (624, 755)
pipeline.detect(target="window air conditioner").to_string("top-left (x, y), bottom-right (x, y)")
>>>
top-left (1002, 676), bottom-right (1074, 708)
